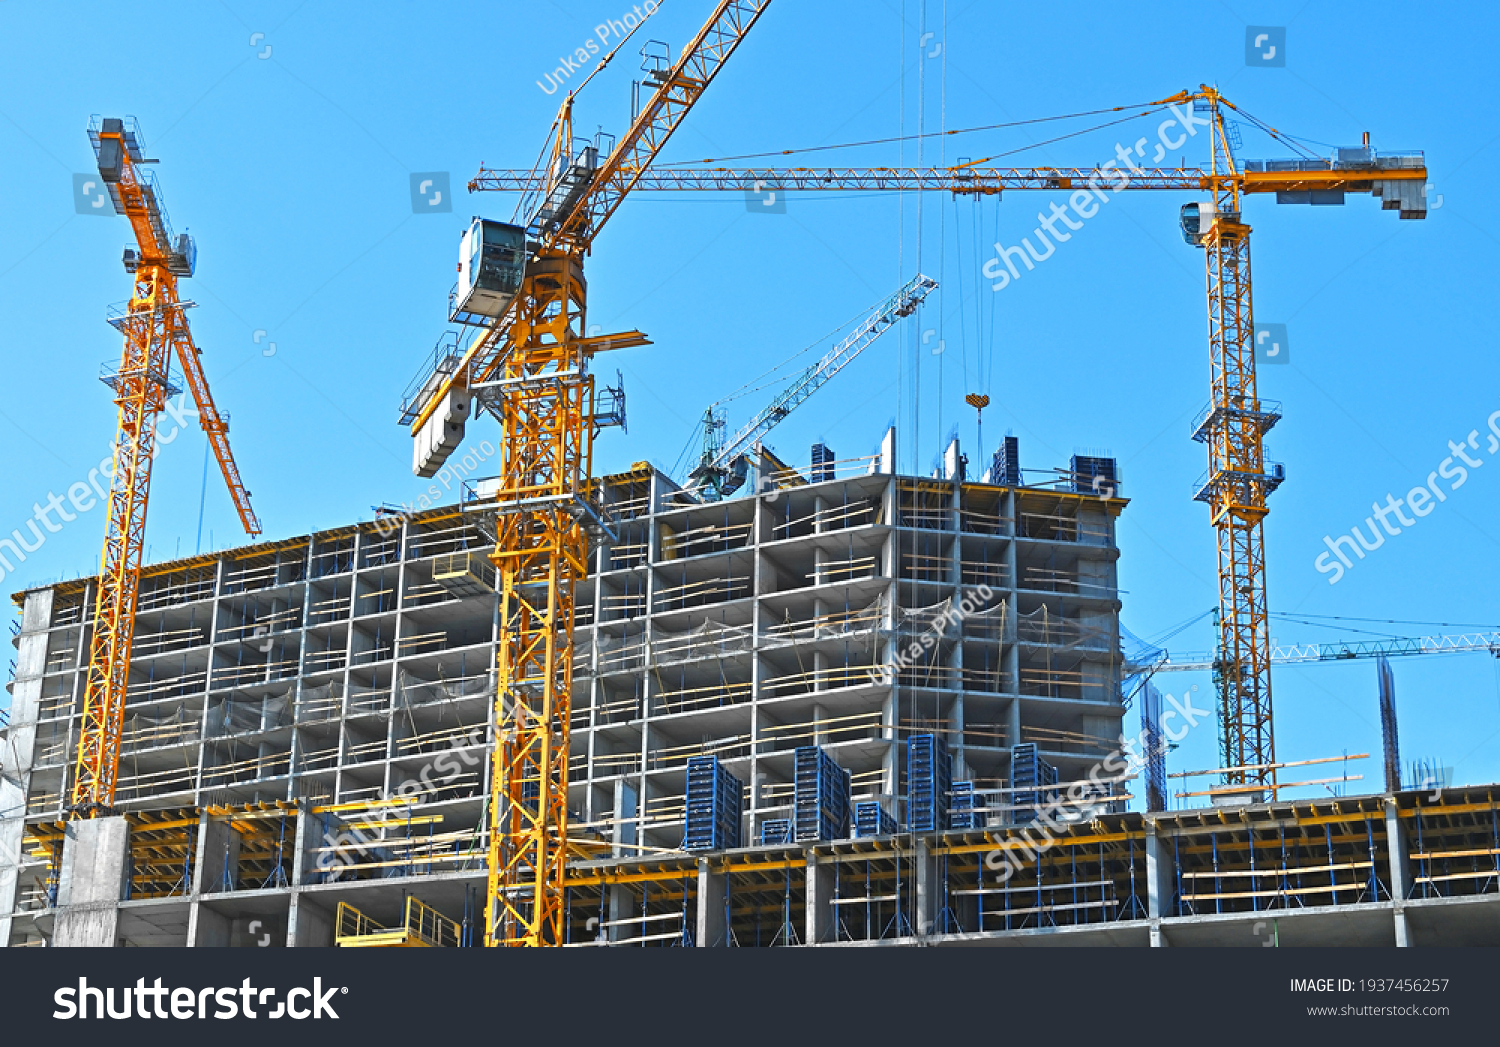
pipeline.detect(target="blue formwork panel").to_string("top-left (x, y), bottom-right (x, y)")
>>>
top-left (794, 746), bottom-right (851, 842)
top-left (685, 755), bottom-right (743, 851)
top-left (854, 800), bottom-right (897, 838)
top-left (906, 734), bottom-right (951, 832)
top-left (760, 818), bottom-right (792, 846)
top-left (948, 780), bottom-right (983, 830)
top-left (1010, 743), bottom-right (1058, 825)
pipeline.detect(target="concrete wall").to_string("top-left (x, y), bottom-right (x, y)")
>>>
top-left (1, 587), bottom-right (52, 946)
top-left (52, 816), bottom-right (131, 947)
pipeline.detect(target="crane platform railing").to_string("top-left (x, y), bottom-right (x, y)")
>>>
top-left (335, 897), bottom-right (461, 948)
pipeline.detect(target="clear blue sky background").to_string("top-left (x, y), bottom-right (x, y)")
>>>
top-left (2, 0), bottom-right (1497, 806)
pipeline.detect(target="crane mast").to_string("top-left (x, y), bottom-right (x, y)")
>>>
top-left (1188, 88), bottom-right (1278, 795)
top-left (402, 0), bottom-right (773, 947)
top-left (71, 118), bottom-right (260, 817)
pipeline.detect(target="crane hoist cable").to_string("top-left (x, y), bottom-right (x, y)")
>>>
top-left (1275, 613), bottom-right (1500, 631)
top-left (956, 105), bottom-right (1180, 168)
top-left (653, 99), bottom-right (1173, 166)
top-left (716, 301), bottom-right (894, 405)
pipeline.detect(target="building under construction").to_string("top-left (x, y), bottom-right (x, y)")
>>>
top-left (1, 0), bottom-right (1467, 952)
top-left (5, 439), bottom-right (1497, 948)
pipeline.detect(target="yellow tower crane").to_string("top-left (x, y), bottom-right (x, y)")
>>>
top-left (71, 117), bottom-right (261, 817)
top-left (473, 85), bottom-right (1428, 800)
top-left (404, 0), bottom-right (772, 946)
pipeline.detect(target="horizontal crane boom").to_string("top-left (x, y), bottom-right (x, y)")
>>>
top-left (473, 157), bottom-right (1428, 208)
top-left (1149, 633), bottom-right (1500, 673)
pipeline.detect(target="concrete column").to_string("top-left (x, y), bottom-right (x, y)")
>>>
top-left (607, 884), bottom-right (633, 944)
top-left (1006, 700), bottom-right (1023, 770)
top-left (748, 494), bottom-right (766, 839)
top-left (1145, 822), bottom-right (1170, 919)
top-left (289, 893), bottom-right (334, 947)
top-left (913, 840), bottom-right (940, 937)
top-left (696, 858), bottom-right (727, 947)
top-left (1003, 497), bottom-right (1022, 755)
top-left (611, 779), bottom-right (638, 858)
top-left (1146, 821), bottom-right (1172, 947)
top-left (52, 816), bottom-right (131, 947)
top-left (291, 807), bottom-right (311, 886)
top-left (1384, 798), bottom-right (1410, 946)
top-left (187, 902), bottom-right (231, 947)
top-left (805, 853), bottom-right (834, 944)
top-left (878, 425), bottom-right (896, 475)
top-left (950, 584), bottom-right (966, 783)
top-left (1003, 490), bottom-right (1021, 742)
top-left (0, 587), bottom-right (52, 946)
top-left (883, 690), bottom-right (901, 810)
top-left (751, 772), bottom-right (770, 842)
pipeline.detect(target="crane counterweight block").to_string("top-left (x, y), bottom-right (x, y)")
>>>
top-left (413, 383), bottom-right (472, 478)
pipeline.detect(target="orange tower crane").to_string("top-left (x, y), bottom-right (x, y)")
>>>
top-left (473, 85), bottom-right (1428, 799)
top-left (71, 117), bottom-right (261, 817)
top-left (404, 1), bottom-right (772, 946)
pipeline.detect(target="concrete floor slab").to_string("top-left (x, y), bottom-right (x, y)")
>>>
top-left (1404, 893), bottom-right (1500, 946)
top-left (1160, 902), bottom-right (1396, 948)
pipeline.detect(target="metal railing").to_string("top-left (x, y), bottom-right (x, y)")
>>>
top-left (335, 896), bottom-right (461, 947)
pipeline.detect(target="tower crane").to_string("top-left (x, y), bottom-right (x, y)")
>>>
top-left (402, 0), bottom-right (771, 946)
top-left (474, 85), bottom-right (1429, 800)
top-left (691, 273), bottom-right (936, 499)
top-left (72, 117), bottom-right (261, 817)
top-left (1143, 632), bottom-right (1495, 803)
top-left (1150, 632), bottom-right (1500, 673)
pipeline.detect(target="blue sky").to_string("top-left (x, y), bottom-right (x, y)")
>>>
top-left (2, 0), bottom-right (1497, 803)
